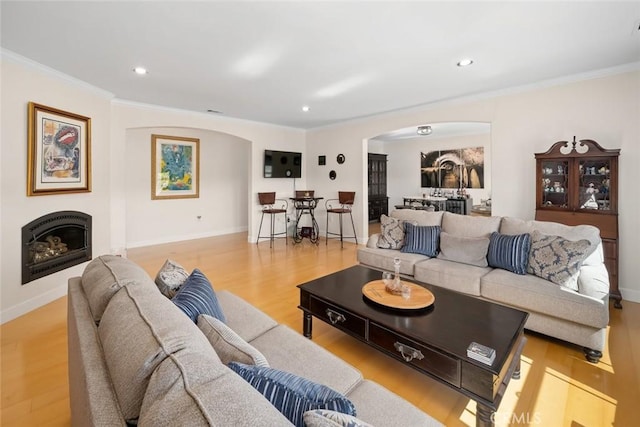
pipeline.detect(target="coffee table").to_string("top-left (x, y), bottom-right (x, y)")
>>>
top-left (297, 265), bottom-right (528, 427)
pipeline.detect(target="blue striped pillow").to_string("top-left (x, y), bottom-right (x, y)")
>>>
top-left (487, 232), bottom-right (531, 275)
top-left (172, 269), bottom-right (226, 323)
top-left (229, 362), bottom-right (356, 427)
top-left (401, 223), bottom-right (440, 257)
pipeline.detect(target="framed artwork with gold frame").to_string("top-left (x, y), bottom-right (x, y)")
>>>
top-left (151, 134), bottom-right (200, 200)
top-left (27, 102), bottom-right (91, 196)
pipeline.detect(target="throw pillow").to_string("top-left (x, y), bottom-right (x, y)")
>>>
top-left (197, 314), bottom-right (268, 367)
top-left (228, 362), bottom-right (356, 427)
top-left (303, 409), bottom-right (373, 427)
top-left (437, 232), bottom-right (490, 267)
top-left (487, 232), bottom-right (532, 275)
top-left (172, 269), bottom-right (226, 323)
top-left (377, 214), bottom-right (410, 250)
top-left (527, 230), bottom-right (591, 290)
top-left (401, 223), bottom-right (440, 257)
top-left (154, 259), bottom-right (189, 298)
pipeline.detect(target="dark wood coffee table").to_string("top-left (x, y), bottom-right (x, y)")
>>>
top-left (298, 265), bottom-right (528, 427)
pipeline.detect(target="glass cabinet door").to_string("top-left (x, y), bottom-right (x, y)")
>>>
top-left (540, 160), bottom-right (570, 209)
top-left (578, 158), bottom-right (612, 211)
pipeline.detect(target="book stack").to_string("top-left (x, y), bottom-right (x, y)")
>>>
top-left (467, 342), bottom-right (495, 365)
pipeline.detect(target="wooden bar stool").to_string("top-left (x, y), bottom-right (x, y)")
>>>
top-left (256, 192), bottom-right (288, 247)
top-left (325, 191), bottom-right (357, 248)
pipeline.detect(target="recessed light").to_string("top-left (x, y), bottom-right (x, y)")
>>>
top-left (302, 105), bottom-right (310, 112)
top-left (457, 59), bottom-right (474, 67)
top-left (133, 66), bottom-right (148, 75)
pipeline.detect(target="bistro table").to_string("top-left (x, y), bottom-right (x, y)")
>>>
top-left (290, 196), bottom-right (323, 244)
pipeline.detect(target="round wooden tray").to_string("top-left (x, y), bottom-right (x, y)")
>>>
top-left (362, 280), bottom-right (435, 310)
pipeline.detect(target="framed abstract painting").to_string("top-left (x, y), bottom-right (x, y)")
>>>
top-left (27, 102), bottom-right (91, 196)
top-left (151, 134), bottom-right (200, 199)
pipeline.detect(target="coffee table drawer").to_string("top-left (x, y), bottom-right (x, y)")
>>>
top-left (309, 296), bottom-right (367, 339)
top-left (369, 323), bottom-right (460, 387)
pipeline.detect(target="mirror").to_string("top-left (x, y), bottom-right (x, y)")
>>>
top-left (368, 122), bottom-right (492, 212)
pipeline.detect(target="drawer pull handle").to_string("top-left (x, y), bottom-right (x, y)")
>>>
top-left (325, 309), bottom-right (346, 325)
top-left (394, 342), bottom-right (424, 362)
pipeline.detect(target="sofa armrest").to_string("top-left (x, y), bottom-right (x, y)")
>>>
top-left (366, 233), bottom-right (380, 248)
top-left (578, 264), bottom-right (610, 301)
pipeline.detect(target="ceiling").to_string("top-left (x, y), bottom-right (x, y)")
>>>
top-left (1, 1), bottom-right (639, 130)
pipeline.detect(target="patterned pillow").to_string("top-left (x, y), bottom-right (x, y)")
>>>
top-left (228, 362), bottom-right (356, 427)
top-left (487, 232), bottom-right (531, 275)
top-left (172, 269), bottom-right (226, 323)
top-left (401, 223), bottom-right (440, 257)
top-left (377, 214), bottom-right (413, 249)
top-left (527, 230), bottom-right (591, 290)
top-left (197, 314), bottom-right (268, 367)
top-left (303, 409), bottom-right (373, 427)
top-left (154, 259), bottom-right (189, 298)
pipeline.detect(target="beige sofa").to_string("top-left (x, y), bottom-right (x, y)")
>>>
top-left (357, 210), bottom-right (610, 363)
top-left (68, 255), bottom-right (442, 426)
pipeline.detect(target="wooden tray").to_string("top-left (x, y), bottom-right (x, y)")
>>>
top-left (362, 280), bottom-right (435, 310)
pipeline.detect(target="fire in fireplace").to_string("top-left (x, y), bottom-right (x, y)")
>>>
top-left (22, 211), bottom-right (92, 284)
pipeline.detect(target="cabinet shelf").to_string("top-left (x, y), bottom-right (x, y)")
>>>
top-left (535, 138), bottom-right (621, 308)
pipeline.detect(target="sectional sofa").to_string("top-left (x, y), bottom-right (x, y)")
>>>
top-left (357, 210), bottom-right (610, 363)
top-left (68, 255), bottom-right (442, 426)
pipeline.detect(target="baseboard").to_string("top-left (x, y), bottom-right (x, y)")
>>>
top-left (0, 283), bottom-right (67, 324)
top-left (127, 227), bottom-right (248, 249)
top-left (619, 287), bottom-right (640, 304)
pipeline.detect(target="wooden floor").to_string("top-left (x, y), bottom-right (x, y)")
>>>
top-left (2, 230), bottom-right (639, 426)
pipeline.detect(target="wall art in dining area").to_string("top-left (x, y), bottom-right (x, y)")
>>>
top-left (420, 146), bottom-right (484, 189)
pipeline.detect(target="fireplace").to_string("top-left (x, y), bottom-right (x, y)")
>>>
top-left (22, 211), bottom-right (92, 284)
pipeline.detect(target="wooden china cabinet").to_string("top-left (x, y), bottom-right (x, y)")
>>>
top-left (535, 138), bottom-right (621, 308)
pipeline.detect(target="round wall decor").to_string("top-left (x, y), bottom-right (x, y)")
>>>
top-left (337, 154), bottom-right (345, 164)
top-left (329, 170), bottom-right (337, 180)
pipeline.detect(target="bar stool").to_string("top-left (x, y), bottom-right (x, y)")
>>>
top-left (256, 192), bottom-right (288, 247)
top-left (325, 191), bottom-right (357, 248)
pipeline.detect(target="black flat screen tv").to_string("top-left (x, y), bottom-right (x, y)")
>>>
top-left (264, 150), bottom-right (302, 178)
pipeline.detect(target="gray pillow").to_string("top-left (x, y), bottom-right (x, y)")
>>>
top-left (436, 231), bottom-right (490, 267)
top-left (527, 230), bottom-right (591, 290)
top-left (303, 409), bottom-right (373, 427)
top-left (154, 259), bottom-right (189, 298)
top-left (197, 314), bottom-right (268, 367)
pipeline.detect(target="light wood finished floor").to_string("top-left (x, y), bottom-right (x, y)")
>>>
top-left (2, 231), bottom-right (639, 426)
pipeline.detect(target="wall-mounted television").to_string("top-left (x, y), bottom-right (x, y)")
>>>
top-left (264, 150), bottom-right (302, 178)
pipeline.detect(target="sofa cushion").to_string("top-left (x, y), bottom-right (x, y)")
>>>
top-left (172, 269), bottom-right (226, 323)
top-left (480, 268), bottom-right (608, 329)
top-left (197, 314), bottom-right (269, 367)
top-left (228, 362), bottom-right (356, 427)
top-left (303, 409), bottom-right (373, 427)
top-left (216, 290), bottom-right (279, 342)
top-left (98, 283), bottom-right (218, 423)
top-left (527, 231), bottom-right (591, 290)
top-left (414, 258), bottom-right (491, 296)
top-left (155, 258), bottom-right (189, 298)
top-left (441, 211), bottom-right (500, 237)
top-left (377, 214), bottom-right (410, 249)
top-left (437, 231), bottom-right (490, 267)
top-left (250, 325), bottom-right (363, 395)
top-left (401, 223), bottom-right (440, 257)
top-left (139, 354), bottom-right (292, 427)
top-left (345, 380), bottom-right (442, 427)
top-left (81, 255), bottom-right (155, 323)
top-left (391, 209), bottom-right (444, 226)
top-left (487, 232), bottom-right (531, 275)
top-left (357, 247), bottom-right (428, 276)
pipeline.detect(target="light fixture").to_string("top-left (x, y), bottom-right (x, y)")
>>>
top-left (457, 58), bottom-right (474, 67)
top-left (133, 66), bottom-right (148, 75)
top-left (302, 105), bottom-right (310, 112)
top-left (417, 125), bottom-right (432, 136)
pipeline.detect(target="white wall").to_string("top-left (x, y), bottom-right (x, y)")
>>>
top-left (382, 132), bottom-right (492, 208)
top-left (1, 54), bottom-right (114, 321)
top-left (124, 127), bottom-right (250, 248)
top-left (307, 68), bottom-right (640, 303)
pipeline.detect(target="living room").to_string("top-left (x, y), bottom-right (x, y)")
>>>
top-left (1, 1), bottom-right (639, 426)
